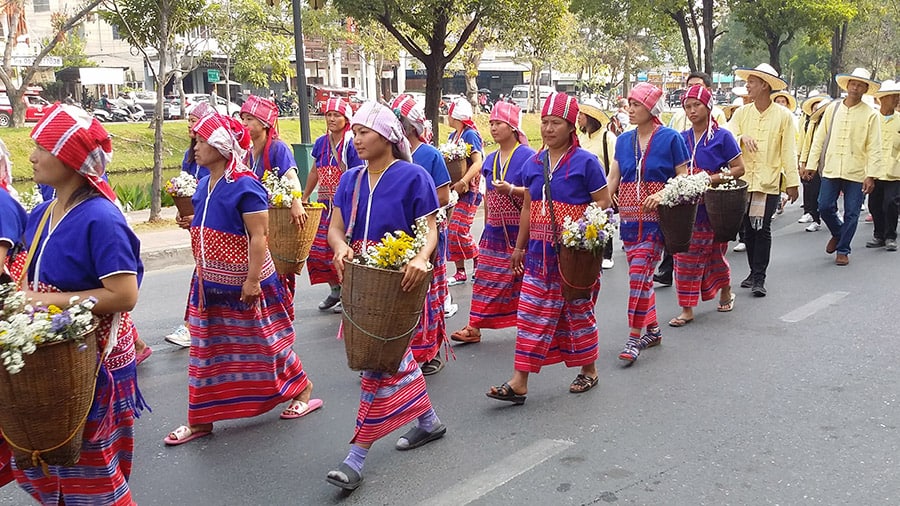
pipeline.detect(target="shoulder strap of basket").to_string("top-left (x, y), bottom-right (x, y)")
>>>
top-left (540, 151), bottom-right (561, 254)
top-left (344, 168), bottom-right (367, 244)
top-left (18, 201), bottom-right (55, 290)
top-left (601, 131), bottom-right (611, 176)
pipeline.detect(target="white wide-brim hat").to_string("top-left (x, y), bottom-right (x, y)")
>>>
top-left (801, 95), bottom-right (828, 116)
top-left (770, 91), bottom-right (797, 112)
top-left (835, 68), bottom-right (880, 95)
top-left (874, 79), bottom-right (900, 98)
top-left (735, 63), bottom-right (787, 91)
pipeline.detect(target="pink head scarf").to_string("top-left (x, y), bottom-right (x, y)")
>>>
top-left (448, 97), bottom-right (478, 132)
top-left (192, 113), bottom-right (254, 182)
top-left (351, 101), bottom-right (412, 162)
top-left (628, 83), bottom-right (664, 125)
top-left (541, 92), bottom-right (580, 147)
top-left (31, 104), bottom-right (117, 202)
top-left (489, 101), bottom-right (528, 146)
top-left (681, 84), bottom-right (718, 145)
top-left (390, 94), bottom-right (433, 143)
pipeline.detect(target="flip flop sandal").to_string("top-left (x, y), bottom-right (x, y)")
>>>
top-left (326, 463), bottom-right (363, 491)
top-left (450, 326), bottom-right (482, 343)
top-left (280, 398), bottom-right (324, 419)
top-left (486, 382), bottom-right (526, 405)
top-left (135, 346), bottom-right (153, 365)
top-left (717, 294), bottom-right (737, 312)
top-left (569, 374), bottom-right (599, 394)
top-left (164, 425), bottom-right (212, 446)
top-left (395, 423), bottom-right (447, 451)
top-left (668, 317), bottom-right (693, 327)
top-left (421, 357), bottom-right (445, 376)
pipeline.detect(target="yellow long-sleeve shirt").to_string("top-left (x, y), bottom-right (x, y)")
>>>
top-left (807, 100), bottom-right (882, 182)
top-left (878, 114), bottom-right (900, 181)
top-left (799, 116), bottom-right (823, 165)
top-left (727, 102), bottom-right (800, 194)
top-left (578, 129), bottom-right (616, 174)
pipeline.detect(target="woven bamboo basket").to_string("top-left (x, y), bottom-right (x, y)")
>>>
top-left (172, 196), bottom-right (194, 217)
top-left (268, 205), bottom-right (324, 275)
top-left (341, 262), bottom-right (433, 373)
top-left (705, 180), bottom-right (749, 242)
top-left (445, 157), bottom-right (466, 184)
top-left (558, 246), bottom-right (603, 302)
top-left (658, 202), bottom-right (698, 254)
top-left (0, 325), bottom-right (99, 470)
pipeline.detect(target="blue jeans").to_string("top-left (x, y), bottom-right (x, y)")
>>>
top-left (818, 177), bottom-right (864, 255)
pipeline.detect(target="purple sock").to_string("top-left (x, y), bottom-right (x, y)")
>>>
top-left (342, 444), bottom-right (368, 474)
top-left (417, 408), bottom-right (440, 432)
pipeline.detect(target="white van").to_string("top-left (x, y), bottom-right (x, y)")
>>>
top-left (510, 85), bottom-right (556, 112)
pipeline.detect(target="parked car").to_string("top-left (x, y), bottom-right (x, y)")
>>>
top-left (510, 85), bottom-right (555, 113)
top-left (133, 91), bottom-right (170, 120)
top-left (667, 88), bottom-right (687, 108)
top-left (168, 93), bottom-right (242, 119)
top-left (0, 92), bottom-right (52, 127)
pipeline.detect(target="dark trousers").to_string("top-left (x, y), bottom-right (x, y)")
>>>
top-left (656, 251), bottom-right (673, 277)
top-left (802, 172), bottom-right (822, 223)
top-left (743, 193), bottom-right (779, 282)
top-left (604, 236), bottom-right (614, 260)
top-left (870, 179), bottom-right (900, 241)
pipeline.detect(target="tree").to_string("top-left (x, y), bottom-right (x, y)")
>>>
top-left (0, 0), bottom-right (103, 127)
top-left (844, 0), bottom-right (900, 81)
top-left (334, 0), bottom-right (498, 138)
top-left (47, 13), bottom-right (96, 69)
top-left (729, 0), bottom-right (856, 75)
top-left (787, 39), bottom-right (830, 93)
top-left (102, 0), bottom-right (205, 221)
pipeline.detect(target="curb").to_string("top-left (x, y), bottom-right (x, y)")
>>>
top-left (141, 246), bottom-right (194, 272)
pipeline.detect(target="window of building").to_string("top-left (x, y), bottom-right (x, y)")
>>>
top-left (111, 23), bottom-right (121, 40)
top-left (32, 0), bottom-right (50, 13)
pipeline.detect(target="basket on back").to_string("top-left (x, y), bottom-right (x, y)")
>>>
top-left (268, 204), bottom-right (324, 275)
top-left (341, 262), bottom-right (433, 374)
top-left (0, 325), bottom-right (99, 471)
top-left (704, 179), bottom-right (749, 242)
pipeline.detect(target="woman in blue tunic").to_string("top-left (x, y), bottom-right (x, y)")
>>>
top-left (446, 98), bottom-right (484, 285)
top-left (7, 104), bottom-right (147, 505)
top-left (326, 101), bottom-right (446, 491)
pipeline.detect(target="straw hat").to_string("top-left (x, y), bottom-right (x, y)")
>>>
top-left (835, 68), bottom-right (880, 95)
top-left (801, 94), bottom-right (828, 116)
top-left (874, 79), bottom-right (900, 98)
top-left (770, 91), bottom-right (797, 112)
top-left (578, 98), bottom-right (610, 127)
top-left (735, 63), bottom-right (787, 91)
top-left (721, 104), bottom-right (738, 121)
top-left (809, 98), bottom-right (833, 122)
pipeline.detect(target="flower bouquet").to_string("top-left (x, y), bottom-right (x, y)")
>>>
top-left (657, 172), bottom-right (709, 254)
top-left (0, 284), bottom-right (101, 470)
top-left (438, 141), bottom-right (471, 184)
top-left (342, 218), bottom-right (433, 373)
top-left (165, 171), bottom-right (198, 217)
top-left (557, 203), bottom-right (618, 301)
top-left (260, 170), bottom-right (325, 275)
top-left (705, 172), bottom-right (749, 242)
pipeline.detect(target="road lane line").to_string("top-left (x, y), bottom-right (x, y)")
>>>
top-left (427, 438), bottom-right (575, 506)
top-left (780, 291), bottom-right (850, 323)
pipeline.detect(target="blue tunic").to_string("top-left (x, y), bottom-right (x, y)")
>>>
top-left (412, 143), bottom-right (451, 189)
top-left (248, 139), bottom-right (297, 180)
top-left (681, 127), bottom-right (741, 223)
top-left (0, 190), bottom-right (26, 256)
top-left (182, 147), bottom-right (210, 180)
top-left (312, 133), bottom-right (363, 172)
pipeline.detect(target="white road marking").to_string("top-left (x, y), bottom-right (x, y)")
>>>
top-left (427, 438), bottom-right (575, 505)
top-left (780, 291), bottom-right (850, 323)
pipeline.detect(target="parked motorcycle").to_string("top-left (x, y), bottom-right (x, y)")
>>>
top-left (92, 108), bottom-right (112, 122)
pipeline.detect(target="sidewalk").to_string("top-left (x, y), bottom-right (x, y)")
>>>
top-left (125, 207), bottom-right (194, 272)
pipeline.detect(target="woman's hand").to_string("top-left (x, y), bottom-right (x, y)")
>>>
top-left (453, 180), bottom-right (470, 195)
top-left (400, 256), bottom-right (431, 292)
top-left (241, 278), bottom-right (261, 305)
top-left (332, 243), bottom-right (354, 283)
top-left (494, 180), bottom-right (513, 195)
top-left (510, 248), bottom-right (526, 276)
top-left (642, 192), bottom-right (663, 212)
top-left (291, 198), bottom-right (308, 228)
top-left (176, 214), bottom-right (193, 229)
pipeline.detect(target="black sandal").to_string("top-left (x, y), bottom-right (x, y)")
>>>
top-left (486, 382), bottom-right (526, 405)
top-left (420, 357), bottom-right (444, 376)
top-left (326, 463), bottom-right (363, 491)
top-left (569, 374), bottom-right (599, 394)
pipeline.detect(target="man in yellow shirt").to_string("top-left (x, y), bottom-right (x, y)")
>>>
top-left (668, 72), bottom-right (728, 132)
top-left (577, 98), bottom-right (617, 269)
top-left (865, 79), bottom-right (900, 251)
top-left (727, 63), bottom-right (799, 296)
top-left (804, 68), bottom-right (883, 265)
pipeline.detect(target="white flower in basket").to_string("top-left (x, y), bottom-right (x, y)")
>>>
top-left (14, 185), bottom-right (45, 212)
top-left (260, 169), bottom-right (303, 208)
top-left (448, 189), bottom-right (460, 208)
top-left (437, 141), bottom-right (470, 161)
top-left (560, 203), bottom-right (619, 254)
top-left (658, 172), bottom-right (711, 207)
top-left (165, 171), bottom-right (198, 198)
top-left (355, 217), bottom-right (429, 271)
top-left (708, 176), bottom-right (742, 191)
top-left (0, 285), bottom-right (97, 375)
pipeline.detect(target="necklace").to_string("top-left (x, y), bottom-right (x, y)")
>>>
top-left (492, 143), bottom-right (520, 182)
top-left (367, 159), bottom-right (398, 176)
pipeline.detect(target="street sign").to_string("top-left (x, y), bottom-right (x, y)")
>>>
top-left (207, 69), bottom-right (220, 82)
top-left (637, 72), bottom-right (648, 82)
top-left (9, 56), bottom-right (63, 67)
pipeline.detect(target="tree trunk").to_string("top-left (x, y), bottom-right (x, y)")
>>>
top-left (464, 32), bottom-right (486, 106)
top-left (828, 21), bottom-right (848, 98)
top-left (767, 40), bottom-right (782, 76)
top-left (702, 0), bottom-right (715, 76)
top-left (423, 55), bottom-right (443, 146)
top-left (150, 1), bottom-right (169, 222)
top-left (9, 88), bottom-right (26, 127)
top-left (671, 13), bottom-right (697, 73)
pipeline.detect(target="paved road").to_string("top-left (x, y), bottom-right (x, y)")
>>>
top-left (2, 203), bottom-right (899, 505)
